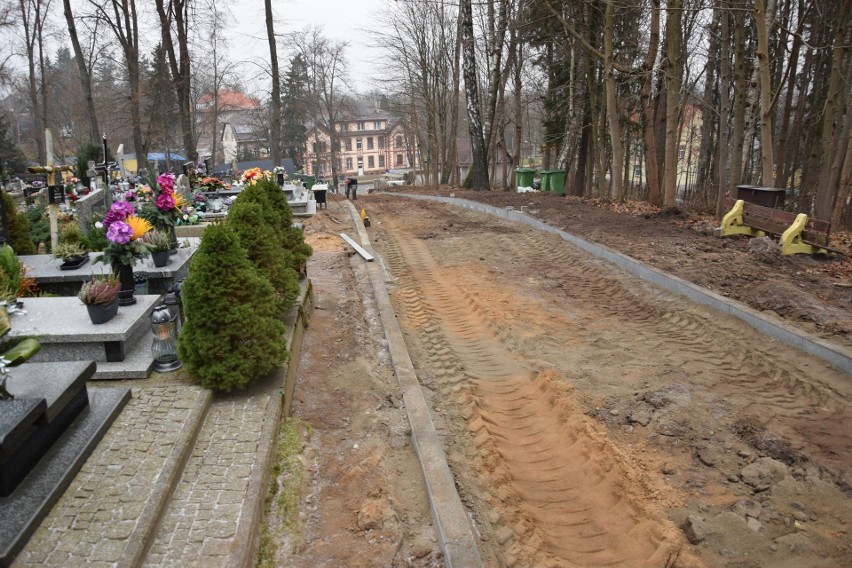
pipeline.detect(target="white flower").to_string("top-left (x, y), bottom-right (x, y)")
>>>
top-left (182, 214), bottom-right (188, 220)
top-left (95, 221), bottom-right (103, 229)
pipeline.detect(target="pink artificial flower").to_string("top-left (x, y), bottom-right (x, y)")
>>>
top-left (102, 201), bottom-right (135, 229)
top-left (157, 172), bottom-right (176, 193)
top-left (156, 193), bottom-right (175, 211)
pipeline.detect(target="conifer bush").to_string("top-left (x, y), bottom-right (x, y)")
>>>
top-left (178, 223), bottom-right (287, 392)
top-left (2, 192), bottom-right (36, 255)
top-left (227, 201), bottom-right (300, 316)
top-left (231, 180), bottom-right (313, 275)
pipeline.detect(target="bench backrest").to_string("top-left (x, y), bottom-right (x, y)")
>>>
top-left (723, 197), bottom-right (831, 245)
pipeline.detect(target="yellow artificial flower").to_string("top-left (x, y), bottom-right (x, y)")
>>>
top-left (126, 215), bottom-right (153, 240)
top-left (174, 194), bottom-right (187, 209)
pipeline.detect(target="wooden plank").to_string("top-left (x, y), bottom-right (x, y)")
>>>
top-left (339, 233), bottom-right (374, 261)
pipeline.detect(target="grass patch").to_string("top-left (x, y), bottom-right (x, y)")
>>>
top-left (256, 416), bottom-right (312, 567)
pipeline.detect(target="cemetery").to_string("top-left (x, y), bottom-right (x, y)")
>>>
top-left (0, 145), bottom-right (316, 565)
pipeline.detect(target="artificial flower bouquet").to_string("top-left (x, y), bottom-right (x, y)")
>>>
top-left (94, 201), bottom-right (153, 267)
top-left (138, 173), bottom-right (186, 230)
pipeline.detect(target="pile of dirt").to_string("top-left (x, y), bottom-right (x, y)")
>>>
top-left (384, 187), bottom-right (852, 348)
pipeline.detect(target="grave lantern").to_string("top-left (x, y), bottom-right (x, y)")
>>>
top-left (150, 304), bottom-right (182, 372)
top-left (163, 285), bottom-right (183, 334)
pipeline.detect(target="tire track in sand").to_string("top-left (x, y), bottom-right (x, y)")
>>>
top-left (381, 229), bottom-right (683, 567)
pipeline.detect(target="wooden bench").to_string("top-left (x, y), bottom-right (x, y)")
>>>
top-left (716, 197), bottom-right (833, 255)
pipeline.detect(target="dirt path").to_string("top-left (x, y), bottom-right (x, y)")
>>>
top-left (361, 194), bottom-right (852, 568)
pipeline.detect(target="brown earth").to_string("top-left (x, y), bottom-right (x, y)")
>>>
top-left (267, 189), bottom-right (851, 568)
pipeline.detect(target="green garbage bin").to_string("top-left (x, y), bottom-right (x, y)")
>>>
top-left (514, 167), bottom-right (535, 190)
top-left (548, 169), bottom-right (566, 196)
top-left (539, 170), bottom-right (553, 193)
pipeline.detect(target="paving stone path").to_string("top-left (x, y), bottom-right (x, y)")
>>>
top-left (13, 386), bottom-right (211, 567)
top-left (144, 392), bottom-right (275, 567)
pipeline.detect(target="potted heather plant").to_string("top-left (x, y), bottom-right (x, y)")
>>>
top-left (52, 242), bottom-right (89, 270)
top-left (142, 229), bottom-right (172, 267)
top-left (78, 274), bottom-right (121, 324)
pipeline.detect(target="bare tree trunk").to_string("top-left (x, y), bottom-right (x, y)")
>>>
top-left (774, 0), bottom-right (803, 188)
top-left (663, 0), bottom-right (682, 207)
top-left (697, 7), bottom-right (720, 195)
top-left (63, 0), bottom-right (99, 144)
top-left (154, 0), bottom-right (196, 160)
top-left (815, 11), bottom-right (852, 220)
top-left (604, 0), bottom-right (624, 199)
top-left (830, 128), bottom-right (852, 229)
top-left (642, 0), bottom-right (661, 206)
top-left (729, 8), bottom-right (748, 191)
top-left (265, 0), bottom-right (281, 166)
top-left (460, 0), bottom-right (489, 189)
top-left (716, 0), bottom-right (731, 218)
top-left (754, 0), bottom-right (776, 185)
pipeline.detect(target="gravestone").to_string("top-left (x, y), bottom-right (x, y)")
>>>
top-left (74, 187), bottom-right (107, 234)
top-left (175, 174), bottom-right (191, 199)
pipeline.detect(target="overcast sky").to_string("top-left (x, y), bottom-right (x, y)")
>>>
top-left (229, 0), bottom-right (388, 93)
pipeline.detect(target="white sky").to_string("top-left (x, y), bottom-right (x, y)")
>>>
top-left (229, 0), bottom-right (389, 93)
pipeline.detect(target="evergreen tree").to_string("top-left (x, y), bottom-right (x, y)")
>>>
top-left (178, 223), bottom-right (286, 392)
top-left (0, 113), bottom-right (28, 178)
top-left (281, 55), bottom-right (309, 169)
top-left (2, 192), bottom-right (36, 255)
top-left (227, 201), bottom-right (300, 315)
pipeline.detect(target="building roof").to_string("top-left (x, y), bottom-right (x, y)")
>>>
top-left (196, 90), bottom-right (260, 112)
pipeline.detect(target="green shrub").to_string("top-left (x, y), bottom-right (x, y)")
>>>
top-left (75, 143), bottom-right (100, 187)
top-left (2, 192), bottom-right (36, 255)
top-left (234, 179), bottom-right (313, 274)
top-left (25, 201), bottom-right (50, 251)
top-left (58, 221), bottom-right (83, 245)
top-left (178, 223), bottom-right (286, 392)
top-left (79, 217), bottom-right (108, 252)
top-left (227, 201), bottom-right (300, 316)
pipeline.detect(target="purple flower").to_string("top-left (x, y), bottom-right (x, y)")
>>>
top-left (102, 201), bottom-right (135, 229)
top-left (124, 191), bottom-right (136, 201)
top-left (157, 173), bottom-right (175, 193)
top-left (106, 221), bottom-right (133, 245)
top-left (156, 193), bottom-right (175, 211)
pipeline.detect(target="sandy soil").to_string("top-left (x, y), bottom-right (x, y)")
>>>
top-left (268, 191), bottom-right (851, 568)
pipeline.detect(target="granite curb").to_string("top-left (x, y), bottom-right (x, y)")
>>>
top-left (345, 201), bottom-right (484, 567)
top-left (389, 193), bottom-right (852, 375)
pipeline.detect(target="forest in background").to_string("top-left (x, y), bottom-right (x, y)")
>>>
top-left (0, 1), bottom-right (850, 225)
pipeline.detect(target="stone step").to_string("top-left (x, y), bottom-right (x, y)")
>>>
top-left (10, 385), bottom-right (213, 567)
top-left (9, 296), bottom-right (162, 368)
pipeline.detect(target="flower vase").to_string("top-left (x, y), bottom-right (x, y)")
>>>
top-left (113, 263), bottom-right (137, 306)
top-left (86, 300), bottom-right (119, 324)
top-left (169, 224), bottom-right (178, 256)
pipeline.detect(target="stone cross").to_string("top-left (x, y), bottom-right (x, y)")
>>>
top-left (116, 143), bottom-right (128, 180)
top-left (27, 129), bottom-right (71, 249)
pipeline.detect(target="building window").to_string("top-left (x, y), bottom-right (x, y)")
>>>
top-left (374, 121), bottom-right (381, 130)
top-left (346, 157), bottom-right (353, 169)
top-left (396, 153), bottom-right (403, 166)
top-left (356, 138), bottom-right (362, 150)
top-left (368, 155), bottom-right (375, 168)
top-left (346, 138), bottom-right (352, 151)
top-left (367, 137), bottom-right (374, 150)
top-left (378, 155), bottom-right (385, 168)
top-left (395, 135), bottom-right (403, 147)
top-left (357, 122), bottom-right (365, 131)
top-left (378, 136), bottom-right (385, 149)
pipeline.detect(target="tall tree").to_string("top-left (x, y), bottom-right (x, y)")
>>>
top-left (154, 0), bottom-right (195, 160)
top-left (264, 0), bottom-right (280, 167)
top-left (663, 0), bottom-right (683, 207)
top-left (281, 54), bottom-right (308, 168)
top-left (89, 0), bottom-right (150, 176)
top-left (63, 0), bottom-right (99, 144)
top-left (460, 0), bottom-right (488, 189)
top-left (18, 0), bottom-right (51, 164)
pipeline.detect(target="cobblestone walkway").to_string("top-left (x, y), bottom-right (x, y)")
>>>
top-left (143, 391), bottom-right (275, 567)
top-left (13, 386), bottom-right (211, 567)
